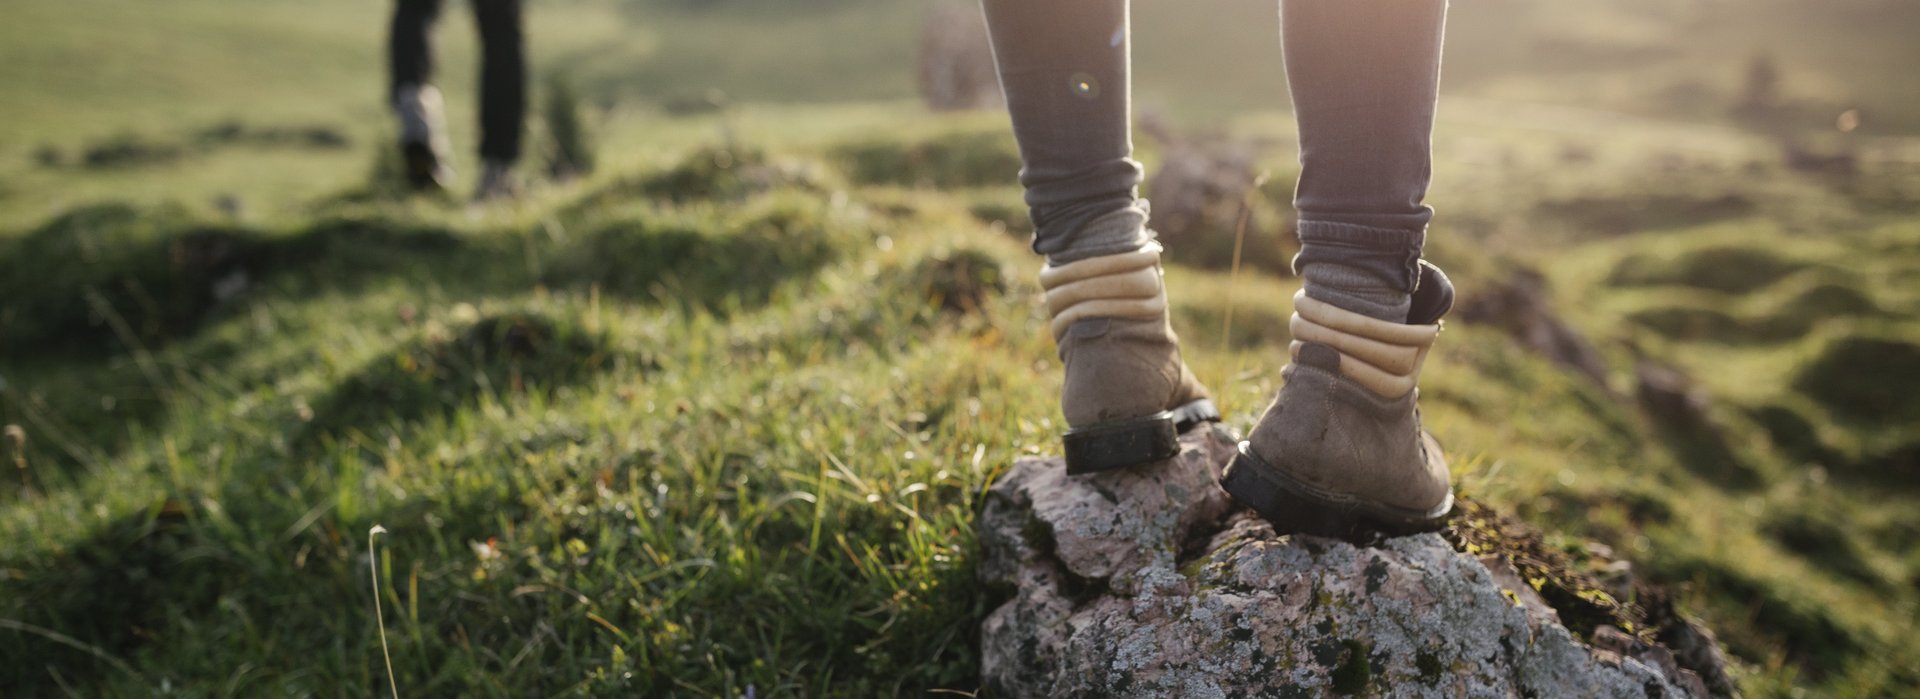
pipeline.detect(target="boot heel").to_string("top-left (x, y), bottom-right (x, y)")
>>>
top-left (1221, 442), bottom-right (1452, 541)
top-left (1063, 411), bottom-right (1180, 475)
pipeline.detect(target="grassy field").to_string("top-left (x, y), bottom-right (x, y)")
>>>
top-left (3, 0), bottom-right (1918, 696)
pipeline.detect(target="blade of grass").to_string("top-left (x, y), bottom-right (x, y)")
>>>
top-left (1217, 171), bottom-right (1270, 412)
top-left (0, 618), bottom-right (146, 684)
top-left (369, 525), bottom-right (400, 699)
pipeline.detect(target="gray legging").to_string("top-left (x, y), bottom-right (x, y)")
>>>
top-left (980, 0), bottom-right (1446, 301)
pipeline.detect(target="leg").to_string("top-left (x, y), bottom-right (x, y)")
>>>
top-left (1285, 0), bottom-right (1447, 321)
top-left (389, 0), bottom-right (444, 102)
top-left (390, 0), bottom-right (454, 189)
top-left (980, 0), bottom-right (1145, 264)
top-left (1222, 0), bottom-right (1456, 539)
top-left (982, 0), bottom-right (1218, 474)
top-left (470, 0), bottom-right (526, 167)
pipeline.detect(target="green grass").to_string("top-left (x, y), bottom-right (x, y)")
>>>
top-left (3, 0), bottom-right (1920, 696)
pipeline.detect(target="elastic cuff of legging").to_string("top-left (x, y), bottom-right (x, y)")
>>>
top-left (1035, 201), bottom-right (1154, 265)
top-left (1293, 220), bottom-right (1424, 293)
top-left (1046, 238), bottom-right (1155, 265)
top-left (1019, 159), bottom-right (1146, 209)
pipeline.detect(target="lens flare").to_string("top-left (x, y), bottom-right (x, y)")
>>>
top-left (1069, 72), bottom-right (1101, 99)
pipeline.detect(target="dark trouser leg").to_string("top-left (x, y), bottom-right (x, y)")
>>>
top-left (1283, 0), bottom-right (1448, 321)
top-left (389, 0), bottom-right (443, 100)
top-left (1216, 0), bottom-right (1456, 539)
top-left (470, 0), bottom-right (526, 164)
top-left (984, 0), bottom-right (1218, 473)
top-left (980, 0), bottom-right (1147, 264)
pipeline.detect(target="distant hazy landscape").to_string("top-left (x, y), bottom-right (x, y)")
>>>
top-left (2, 0), bottom-right (1916, 696)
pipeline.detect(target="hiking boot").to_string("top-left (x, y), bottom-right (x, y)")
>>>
top-left (1041, 240), bottom-right (1220, 474)
top-left (1221, 260), bottom-right (1456, 538)
top-left (394, 84), bottom-right (454, 191)
top-left (471, 160), bottom-right (522, 203)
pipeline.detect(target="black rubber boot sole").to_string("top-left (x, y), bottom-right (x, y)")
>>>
top-left (1220, 441), bottom-right (1452, 541)
top-left (1063, 398), bottom-right (1221, 475)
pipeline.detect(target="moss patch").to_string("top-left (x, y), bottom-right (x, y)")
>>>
top-left (1328, 638), bottom-right (1372, 696)
top-left (1444, 498), bottom-right (1639, 642)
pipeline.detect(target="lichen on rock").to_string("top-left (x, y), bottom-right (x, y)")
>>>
top-left (980, 426), bottom-right (1732, 698)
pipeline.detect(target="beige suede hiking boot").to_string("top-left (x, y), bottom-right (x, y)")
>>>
top-left (394, 84), bottom-right (454, 191)
top-left (471, 160), bottom-right (522, 204)
top-left (1041, 241), bottom-right (1220, 474)
top-left (1220, 260), bottom-right (1456, 539)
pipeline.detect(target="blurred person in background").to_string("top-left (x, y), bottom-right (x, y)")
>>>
top-left (388, 0), bottom-right (525, 201)
top-left (984, 0), bottom-right (1456, 538)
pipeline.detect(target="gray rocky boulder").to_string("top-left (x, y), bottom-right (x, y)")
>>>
top-left (980, 426), bottom-right (1726, 698)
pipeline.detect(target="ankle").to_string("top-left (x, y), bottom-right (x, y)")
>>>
top-left (1039, 241), bottom-right (1168, 344)
top-left (1038, 200), bottom-right (1153, 267)
top-left (1293, 220), bottom-right (1424, 322)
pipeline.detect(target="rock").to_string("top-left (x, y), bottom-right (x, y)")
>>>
top-left (1135, 113), bottom-right (1294, 275)
top-left (1141, 119), bottom-right (1263, 245)
top-left (980, 427), bottom-right (1721, 698)
top-left (1639, 588), bottom-right (1743, 699)
top-left (917, 3), bottom-right (1000, 111)
top-left (1455, 266), bottom-right (1612, 388)
top-left (1635, 359), bottom-right (1760, 487)
top-left (1781, 139), bottom-right (1856, 177)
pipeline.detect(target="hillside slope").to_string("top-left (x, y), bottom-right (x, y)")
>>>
top-left (2, 0), bottom-right (1918, 694)
top-left (1, 106), bottom-right (1917, 695)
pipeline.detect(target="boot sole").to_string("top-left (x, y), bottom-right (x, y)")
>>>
top-left (1220, 440), bottom-right (1452, 540)
top-left (1063, 398), bottom-right (1221, 475)
top-left (402, 142), bottom-right (447, 191)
